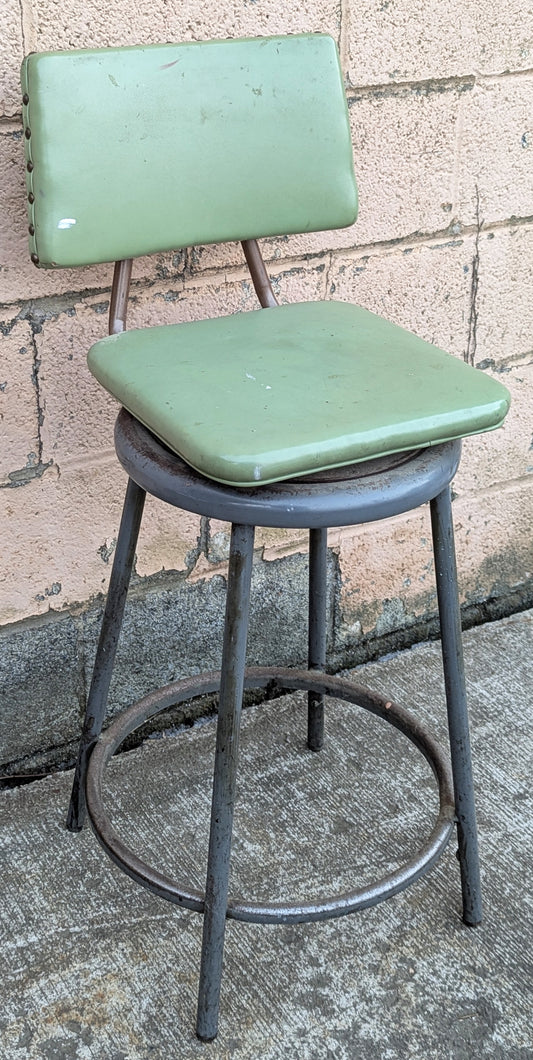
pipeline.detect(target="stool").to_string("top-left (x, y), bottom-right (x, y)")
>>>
top-left (20, 34), bottom-right (510, 1041)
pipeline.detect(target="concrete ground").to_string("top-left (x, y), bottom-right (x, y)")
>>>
top-left (1, 610), bottom-right (532, 1060)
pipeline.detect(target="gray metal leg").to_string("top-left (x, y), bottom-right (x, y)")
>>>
top-left (430, 487), bottom-right (482, 926)
top-left (196, 522), bottom-right (255, 1042)
top-left (307, 527), bottom-right (328, 751)
top-left (66, 477), bottom-right (146, 832)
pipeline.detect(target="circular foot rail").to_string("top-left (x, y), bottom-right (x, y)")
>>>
top-left (86, 667), bottom-right (456, 925)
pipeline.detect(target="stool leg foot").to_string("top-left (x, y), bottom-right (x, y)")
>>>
top-left (196, 523), bottom-right (255, 1042)
top-left (308, 527), bottom-right (328, 751)
top-left (431, 487), bottom-right (482, 926)
top-left (66, 478), bottom-right (145, 832)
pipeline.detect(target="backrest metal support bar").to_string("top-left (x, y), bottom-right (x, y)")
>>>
top-left (241, 240), bottom-right (279, 308)
top-left (109, 241), bottom-right (277, 336)
top-left (109, 259), bottom-right (133, 335)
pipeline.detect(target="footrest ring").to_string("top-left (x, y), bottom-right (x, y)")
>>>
top-left (86, 667), bottom-right (456, 925)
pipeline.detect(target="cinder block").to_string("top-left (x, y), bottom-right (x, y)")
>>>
top-left (269, 259), bottom-right (328, 304)
top-left (347, 87), bottom-right (464, 247)
top-left (455, 362), bottom-right (533, 494)
top-left (255, 526), bottom-right (309, 562)
top-left (0, 445), bottom-right (207, 627)
top-left (328, 235), bottom-right (474, 358)
top-left (1, 130), bottom-right (36, 299)
top-left (333, 507), bottom-right (435, 641)
top-left (0, 458), bottom-right (133, 623)
top-left (346, 0), bottom-right (532, 88)
top-left (32, 0), bottom-right (340, 58)
top-left (475, 225), bottom-right (533, 366)
top-left (113, 229), bottom-right (338, 281)
top-left (190, 236), bottom-right (329, 274)
top-left (35, 300), bottom-right (119, 468)
top-left (0, 0), bottom-right (25, 119)
top-left (458, 79), bottom-right (533, 228)
top-left (132, 255), bottom-right (327, 328)
top-left (335, 477), bottom-right (533, 648)
top-left (193, 520), bottom-right (312, 585)
top-left (0, 460), bottom-right (119, 623)
top-left (205, 520), bottom-right (307, 568)
top-left (0, 319), bottom-right (40, 484)
top-left (472, 6), bottom-right (533, 76)
top-left (135, 494), bottom-right (202, 580)
top-left (452, 481), bottom-right (533, 603)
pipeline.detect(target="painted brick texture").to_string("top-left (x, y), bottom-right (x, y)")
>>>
top-left (0, 320), bottom-right (40, 485)
top-left (1, 0), bottom-right (532, 656)
top-left (0, 0), bottom-right (26, 119)
top-left (345, 0), bottom-right (533, 85)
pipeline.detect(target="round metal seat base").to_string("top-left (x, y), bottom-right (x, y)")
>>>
top-left (86, 667), bottom-right (456, 925)
top-left (115, 409), bottom-right (463, 530)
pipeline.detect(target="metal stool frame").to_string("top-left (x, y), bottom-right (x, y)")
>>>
top-left (67, 243), bottom-right (482, 1042)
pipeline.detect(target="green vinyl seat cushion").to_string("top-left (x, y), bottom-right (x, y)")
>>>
top-left (88, 300), bottom-right (510, 487)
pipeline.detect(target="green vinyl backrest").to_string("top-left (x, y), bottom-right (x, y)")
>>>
top-left (21, 35), bottom-right (358, 268)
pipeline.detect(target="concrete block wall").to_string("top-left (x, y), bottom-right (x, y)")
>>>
top-left (1, 1), bottom-right (532, 774)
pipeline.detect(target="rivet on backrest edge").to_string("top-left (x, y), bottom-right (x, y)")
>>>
top-left (31, 253), bottom-right (40, 265)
